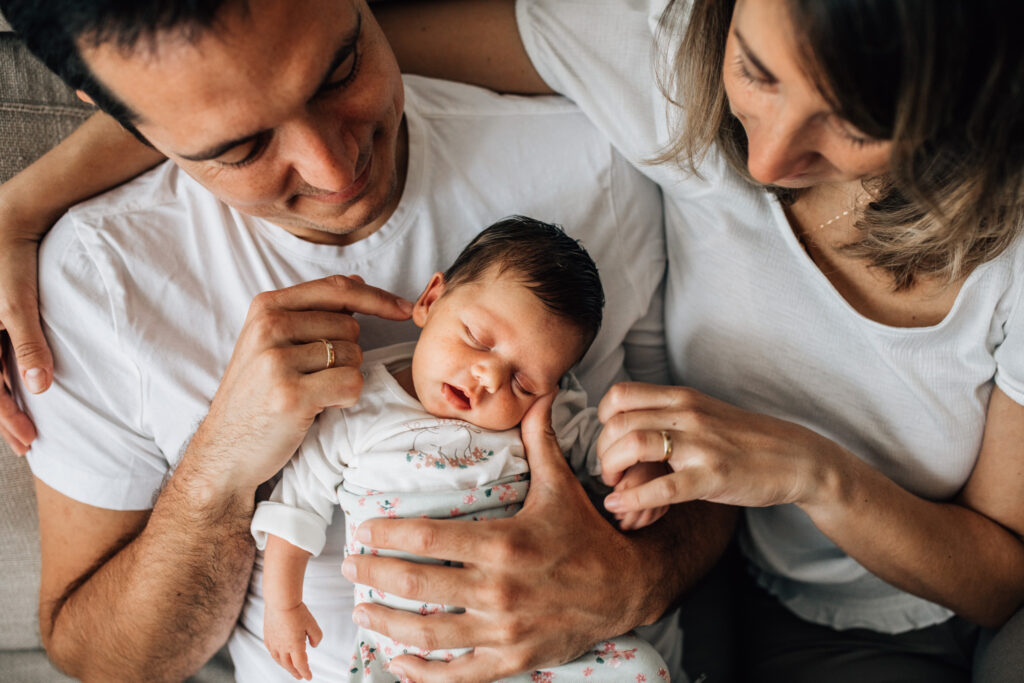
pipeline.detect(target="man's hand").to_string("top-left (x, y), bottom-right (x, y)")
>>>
top-left (341, 394), bottom-right (666, 683)
top-left (189, 275), bottom-right (412, 493)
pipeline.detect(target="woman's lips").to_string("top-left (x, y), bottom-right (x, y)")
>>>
top-left (442, 383), bottom-right (471, 410)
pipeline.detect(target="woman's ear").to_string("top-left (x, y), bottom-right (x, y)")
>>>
top-left (412, 272), bottom-right (446, 328)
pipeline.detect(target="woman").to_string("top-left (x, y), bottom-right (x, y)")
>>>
top-left (1, 0), bottom-right (1022, 680)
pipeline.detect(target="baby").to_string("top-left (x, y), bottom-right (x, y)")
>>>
top-left (250, 217), bottom-right (671, 682)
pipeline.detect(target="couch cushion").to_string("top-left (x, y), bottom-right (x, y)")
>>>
top-left (0, 440), bottom-right (43, 650)
top-left (0, 32), bottom-right (94, 184)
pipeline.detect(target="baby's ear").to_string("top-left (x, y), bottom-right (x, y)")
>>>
top-left (412, 272), bottom-right (446, 327)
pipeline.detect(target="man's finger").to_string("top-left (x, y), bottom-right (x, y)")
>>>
top-left (343, 550), bottom-right (478, 605)
top-left (2, 312), bottom-right (54, 395)
top-left (351, 603), bottom-right (488, 651)
top-left (297, 365), bottom-right (365, 409)
top-left (519, 393), bottom-right (576, 488)
top-left (259, 275), bottom-right (413, 320)
top-left (351, 515), bottom-right (509, 564)
top-left (388, 649), bottom-right (511, 683)
top-left (294, 339), bottom-right (362, 374)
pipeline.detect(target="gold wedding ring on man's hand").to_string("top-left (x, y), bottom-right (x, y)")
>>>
top-left (660, 430), bottom-right (673, 463)
top-left (319, 338), bottom-right (335, 370)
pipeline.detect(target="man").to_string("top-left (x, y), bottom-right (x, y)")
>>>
top-left (1, 0), bottom-right (734, 680)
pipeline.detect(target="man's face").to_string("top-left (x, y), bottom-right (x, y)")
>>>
top-left (410, 269), bottom-right (585, 432)
top-left (82, 0), bottom-right (406, 245)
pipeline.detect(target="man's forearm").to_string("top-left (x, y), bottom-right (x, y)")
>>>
top-left (627, 501), bottom-right (738, 626)
top-left (45, 455), bottom-right (256, 682)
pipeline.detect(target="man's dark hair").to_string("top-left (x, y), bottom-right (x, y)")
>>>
top-left (0, 1), bottom-right (235, 142)
top-left (443, 216), bottom-right (605, 357)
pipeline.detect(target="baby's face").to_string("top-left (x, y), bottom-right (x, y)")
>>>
top-left (410, 269), bottom-right (585, 431)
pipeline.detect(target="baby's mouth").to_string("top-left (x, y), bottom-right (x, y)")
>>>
top-left (442, 383), bottom-right (471, 410)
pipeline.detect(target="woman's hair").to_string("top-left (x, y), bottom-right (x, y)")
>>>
top-left (655, 0), bottom-right (1024, 290)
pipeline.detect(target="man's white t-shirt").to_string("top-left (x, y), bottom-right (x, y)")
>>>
top-left (517, 0), bottom-right (1024, 633)
top-left (22, 75), bottom-right (678, 679)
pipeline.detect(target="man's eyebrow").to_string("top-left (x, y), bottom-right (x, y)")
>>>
top-left (734, 29), bottom-right (776, 81)
top-left (311, 9), bottom-right (362, 96)
top-left (178, 10), bottom-right (363, 162)
top-left (179, 131), bottom-right (268, 162)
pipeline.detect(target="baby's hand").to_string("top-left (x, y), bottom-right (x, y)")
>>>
top-left (264, 602), bottom-right (323, 680)
top-left (612, 461), bottom-right (672, 531)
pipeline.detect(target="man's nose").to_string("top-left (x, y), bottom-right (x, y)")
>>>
top-left (283, 118), bottom-right (358, 192)
top-left (745, 111), bottom-right (816, 185)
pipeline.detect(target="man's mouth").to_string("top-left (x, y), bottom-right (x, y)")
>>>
top-left (442, 383), bottom-right (471, 410)
top-left (299, 155), bottom-right (373, 205)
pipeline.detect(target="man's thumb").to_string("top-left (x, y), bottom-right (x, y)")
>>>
top-left (521, 393), bottom-right (572, 482)
top-left (4, 312), bottom-right (54, 394)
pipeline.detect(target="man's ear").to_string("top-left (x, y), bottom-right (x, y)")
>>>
top-left (412, 272), bottom-right (446, 328)
top-left (75, 90), bottom-right (95, 105)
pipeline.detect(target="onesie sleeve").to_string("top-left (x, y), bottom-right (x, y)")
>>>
top-left (250, 409), bottom-right (350, 556)
top-left (623, 275), bottom-right (670, 386)
top-left (551, 374), bottom-right (604, 478)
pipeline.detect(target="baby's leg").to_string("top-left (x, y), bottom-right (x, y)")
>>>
top-left (497, 634), bottom-right (671, 682)
top-left (339, 477), bottom-right (530, 680)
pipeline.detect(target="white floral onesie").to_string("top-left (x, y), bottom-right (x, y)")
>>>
top-left (251, 342), bottom-right (669, 682)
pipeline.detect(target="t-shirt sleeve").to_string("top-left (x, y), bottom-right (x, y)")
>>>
top-left (250, 410), bottom-right (349, 556)
top-left (515, 0), bottom-right (668, 165)
top-left (22, 217), bottom-right (167, 510)
top-left (994, 278), bottom-right (1024, 406)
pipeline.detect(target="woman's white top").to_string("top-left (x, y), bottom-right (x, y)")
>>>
top-left (517, 0), bottom-right (1024, 633)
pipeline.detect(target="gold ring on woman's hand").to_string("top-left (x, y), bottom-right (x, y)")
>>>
top-left (319, 338), bottom-right (335, 369)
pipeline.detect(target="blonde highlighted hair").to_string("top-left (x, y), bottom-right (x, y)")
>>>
top-left (655, 0), bottom-right (1024, 290)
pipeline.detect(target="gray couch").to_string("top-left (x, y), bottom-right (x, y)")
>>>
top-left (0, 17), bottom-right (232, 682)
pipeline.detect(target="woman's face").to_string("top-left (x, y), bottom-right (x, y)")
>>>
top-left (722, 0), bottom-right (893, 188)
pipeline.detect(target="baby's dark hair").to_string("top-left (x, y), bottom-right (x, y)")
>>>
top-left (443, 216), bottom-right (604, 356)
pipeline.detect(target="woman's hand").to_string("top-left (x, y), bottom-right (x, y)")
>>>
top-left (597, 382), bottom-right (845, 515)
top-left (0, 208), bottom-right (53, 454)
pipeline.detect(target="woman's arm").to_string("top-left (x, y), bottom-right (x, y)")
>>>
top-left (0, 111), bottom-right (164, 450)
top-left (598, 383), bottom-right (1024, 628)
top-left (374, 0), bottom-right (553, 94)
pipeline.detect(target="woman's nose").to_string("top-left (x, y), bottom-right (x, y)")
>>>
top-left (744, 112), bottom-right (816, 185)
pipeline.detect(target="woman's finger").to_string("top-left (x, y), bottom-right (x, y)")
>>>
top-left (598, 428), bottom-right (679, 486)
top-left (1, 296), bottom-right (54, 396)
top-left (596, 406), bottom-right (703, 460)
top-left (597, 382), bottom-right (705, 423)
top-left (604, 469), bottom-right (702, 513)
top-left (0, 380), bottom-right (35, 452)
